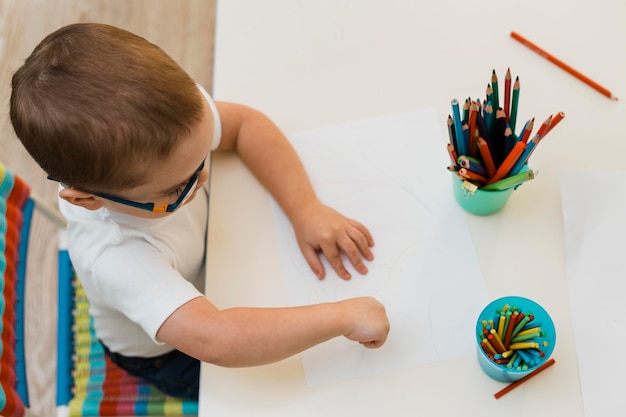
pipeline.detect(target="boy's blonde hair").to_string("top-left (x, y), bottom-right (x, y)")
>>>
top-left (10, 23), bottom-right (204, 194)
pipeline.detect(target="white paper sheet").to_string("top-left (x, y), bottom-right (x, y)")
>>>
top-left (270, 109), bottom-right (489, 386)
top-left (560, 169), bottom-right (626, 417)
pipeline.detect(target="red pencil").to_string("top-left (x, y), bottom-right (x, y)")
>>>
top-left (510, 31), bottom-right (618, 100)
top-left (535, 115), bottom-right (553, 140)
top-left (494, 358), bottom-right (556, 399)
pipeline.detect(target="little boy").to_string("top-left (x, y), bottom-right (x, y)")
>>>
top-left (10, 23), bottom-right (389, 399)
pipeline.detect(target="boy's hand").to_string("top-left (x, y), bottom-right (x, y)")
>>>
top-left (292, 202), bottom-right (374, 280)
top-left (340, 297), bottom-right (389, 348)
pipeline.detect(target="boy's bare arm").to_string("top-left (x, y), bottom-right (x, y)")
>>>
top-left (156, 295), bottom-right (389, 367)
top-left (214, 101), bottom-right (374, 280)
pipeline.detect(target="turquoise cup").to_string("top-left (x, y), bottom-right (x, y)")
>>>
top-left (475, 296), bottom-right (556, 382)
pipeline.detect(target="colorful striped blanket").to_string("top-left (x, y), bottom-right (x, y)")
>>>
top-left (63, 279), bottom-right (198, 416)
top-left (56, 249), bottom-right (199, 416)
top-left (0, 163), bottom-right (31, 417)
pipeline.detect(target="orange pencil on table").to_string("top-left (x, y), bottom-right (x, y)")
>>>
top-left (494, 358), bottom-right (556, 399)
top-left (477, 137), bottom-right (496, 178)
top-left (510, 31), bottom-right (618, 100)
top-left (486, 141), bottom-right (526, 185)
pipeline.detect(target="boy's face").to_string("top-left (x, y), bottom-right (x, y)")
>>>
top-left (60, 98), bottom-right (215, 219)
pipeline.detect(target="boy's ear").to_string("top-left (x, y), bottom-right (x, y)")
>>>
top-left (59, 188), bottom-right (105, 210)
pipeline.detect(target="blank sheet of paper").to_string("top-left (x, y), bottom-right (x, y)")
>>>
top-left (270, 109), bottom-right (488, 386)
top-left (560, 169), bottom-right (626, 417)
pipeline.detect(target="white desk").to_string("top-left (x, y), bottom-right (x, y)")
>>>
top-left (201, 1), bottom-right (626, 415)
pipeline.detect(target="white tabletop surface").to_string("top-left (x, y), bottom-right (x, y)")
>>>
top-left (200, 1), bottom-right (626, 416)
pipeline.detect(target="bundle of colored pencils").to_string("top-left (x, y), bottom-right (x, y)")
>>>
top-left (479, 303), bottom-right (551, 372)
top-left (446, 68), bottom-right (564, 191)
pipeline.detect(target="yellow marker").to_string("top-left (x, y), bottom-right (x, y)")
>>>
top-left (490, 329), bottom-right (506, 353)
top-left (508, 342), bottom-right (540, 350)
top-left (497, 315), bottom-right (506, 339)
top-left (502, 350), bottom-right (515, 358)
top-left (515, 326), bottom-right (541, 338)
top-left (482, 338), bottom-right (497, 355)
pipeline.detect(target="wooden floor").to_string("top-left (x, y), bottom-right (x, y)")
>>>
top-left (0, 1), bottom-right (216, 415)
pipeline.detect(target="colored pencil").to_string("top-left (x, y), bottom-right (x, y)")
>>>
top-left (504, 67), bottom-right (512, 122)
top-left (468, 102), bottom-right (479, 156)
top-left (447, 143), bottom-right (458, 166)
top-left (457, 168), bottom-right (488, 185)
top-left (447, 115), bottom-right (457, 153)
top-left (491, 70), bottom-right (500, 110)
top-left (518, 117), bottom-right (535, 143)
top-left (492, 109), bottom-right (507, 166)
top-left (463, 98), bottom-right (470, 121)
top-left (535, 115), bottom-right (552, 140)
top-left (510, 31), bottom-right (618, 100)
top-left (458, 156), bottom-right (488, 177)
top-left (494, 358), bottom-right (555, 400)
top-left (510, 76), bottom-right (520, 133)
top-left (451, 99), bottom-right (466, 156)
top-left (509, 137), bottom-right (537, 176)
top-left (503, 125), bottom-right (515, 157)
top-left (477, 138), bottom-right (496, 178)
top-left (481, 170), bottom-right (534, 191)
top-left (487, 141), bottom-right (526, 184)
top-left (546, 111), bottom-right (565, 134)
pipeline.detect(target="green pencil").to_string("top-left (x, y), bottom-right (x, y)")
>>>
top-left (480, 169), bottom-right (534, 191)
top-left (510, 76), bottom-right (520, 134)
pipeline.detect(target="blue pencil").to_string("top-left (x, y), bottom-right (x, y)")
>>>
top-left (509, 135), bottom-right (538, 175)
top-left (451, 99), bottom-right (466, 156)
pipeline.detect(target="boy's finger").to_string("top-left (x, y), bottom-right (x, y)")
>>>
top-left (319, 242), bottom-right (351, 280)
top-left (299, 244), bottom-right (326, 280)
top-left (337, 236), bottom-right (368, 275)
top-left (346, 227), bottom-right (374, 262)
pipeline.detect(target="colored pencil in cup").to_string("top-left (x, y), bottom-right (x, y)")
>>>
top-left (451, 99), bottom-right (466, 156)
top-left (504, 68), bottom-right (512, 122)
top-left (510, 76), bottom-right (520, 133)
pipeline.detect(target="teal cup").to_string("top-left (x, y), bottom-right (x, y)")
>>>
top-left (452, 176), bottom-right (514, 215)
top-left (475, 296), bottom-right (556, 382)
top-left (451, 165), bottom-right (530, 215)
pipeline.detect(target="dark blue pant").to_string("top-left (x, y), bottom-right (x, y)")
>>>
top-left (101, 342), bottom-right (200, 400)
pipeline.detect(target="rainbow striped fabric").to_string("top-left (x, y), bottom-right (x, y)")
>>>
top-left (66, 280), bottom-right (199, 416)
top-left (0, 163), bottom-right (31, 417)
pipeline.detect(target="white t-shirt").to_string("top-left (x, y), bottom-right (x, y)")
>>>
top-left (59, 86), bottom-right (221, 357)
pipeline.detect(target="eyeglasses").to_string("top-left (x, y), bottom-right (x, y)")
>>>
top-left (48, 159), bottom-right (205, 213)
